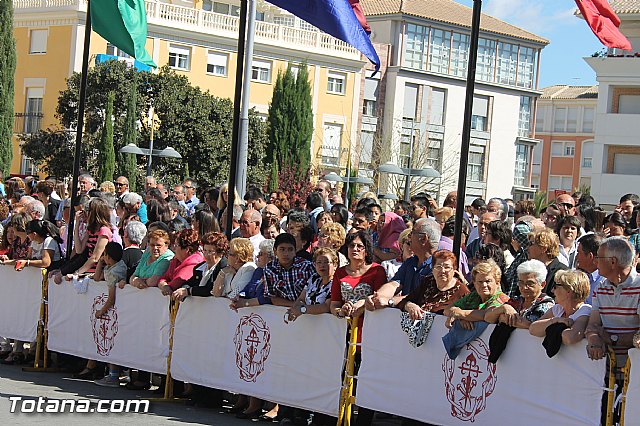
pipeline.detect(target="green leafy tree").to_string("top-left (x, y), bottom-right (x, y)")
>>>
top-left (20, 129), bottom-right (75, 178)
top-left (267, 62), bottom-right (313, 181)
top-left (97, 91), bottom-right (116, 184)
top-left (22, 62), bottom-right (270, 188)
top-left (121, 77), bottom-right (138, 191)
top-left (0, 0), bottom-right (16, 177)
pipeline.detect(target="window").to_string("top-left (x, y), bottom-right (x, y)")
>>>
top-left (251, 59), bottom-right (271, 83)
top-left (471, 95), bottom-right (490, 131)
top-left (566, 107), bottom-right (578, 133)
top-left (467, 146), bottom-right (485, 182)
top-left (518, 96), bottom-right (532, 137)
top-left (24, 88), bottom-right (43, 134)
top-left (476, 38), bottom-right (496, 83)
top-left (426, 139), bottom-right (442, 172)
top-left (107, 43), bottom-right (130, 58)
top-left (582, 107), bottom-right (594, 133)
top-left (554, 107), bottom-right (567, 132)
top-left (363, 100), bottom-right (376, 116)
top-left (21, 156), bottom-right (37, 175)
top-left (321, 123), bottom-right (342, 165)
top-left (327, 71), bottom-right (346, 94)
top-left (450, 32), bottom-right (469, 77)
top-left (551, 141), bottom-right (575, 157)
top-left (213, 2), bottom-right (240, 16)
top-left (168, 45), bottom-right (190, 70)
top-left (299, 20), bottom-right (316, 31)
top-left (428, 29), bottom-right (451, 74)
top-left (359, 130), bottom-right (374, 168)
top-left (427, 87), bottom-right (446, 125)
top-left (497, 42), bottom-right (518, 86)
top-left (403, 84), bottom-right (419, 120)
top-left (404, 23), bottom-right (428, 70)
top-left (517, 46), bottom-right (535, 89)
top-left (207, 51), bottom-right (228, 76)
top-left (29, 29), bottom-right (48, 54)
top-left (548, 175), bottom-right (573, 191)
top-left (618, 95), bottom-right (640, 114)
top-left (582, 141), bottom-right (593, 168)
top-left (273, 15), bottom-right (295, 27)
top-left (202, 0), bottom-right (213, 11)
top-left (535, 106), bottom-right (546, 132)
top-left (514, 143), bottom-right (529, 186)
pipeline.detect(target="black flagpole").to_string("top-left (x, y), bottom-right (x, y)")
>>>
top-left (226, 0), bottom-right (248, 239)
top-left (66, 0), bottom-right (92, 257)
top-left (453, 0), bottom-right (482, 260)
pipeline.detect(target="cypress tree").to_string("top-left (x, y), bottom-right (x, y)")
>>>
top-left (0, 0), bottom-right (16, 177)
top-left (292, 63), bottom-right (313, 179)
top-left (121, 79), bottom-right (138, 191)
top-left (98, 91), bottom-right (115, 184)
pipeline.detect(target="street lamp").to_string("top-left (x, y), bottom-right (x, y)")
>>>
top-left (119, 143), bottom-right (182, 174)
top-left (322, 172), bottom-right (374, 209)
top-left (377, 161), bottom-right (440, 201)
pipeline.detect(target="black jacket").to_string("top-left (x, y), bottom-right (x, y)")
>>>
top-left (183, 258), bottom-right (228, 297)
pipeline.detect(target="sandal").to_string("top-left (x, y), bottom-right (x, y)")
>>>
top-left (73, 367), bottom-right (100, 380)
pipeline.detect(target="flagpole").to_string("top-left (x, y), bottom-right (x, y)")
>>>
top-left (225, 0), bottom-right (248, 239)
top-left (452, 0), bottom-right (482, 260)
top-left (66, 0), bottom-right (92, 257)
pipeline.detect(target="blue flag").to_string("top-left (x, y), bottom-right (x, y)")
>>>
top-left (266, 0), bottom-right (380, 72)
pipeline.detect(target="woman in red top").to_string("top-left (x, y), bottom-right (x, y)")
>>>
top-left (158, 229), bottom-right (205, 295)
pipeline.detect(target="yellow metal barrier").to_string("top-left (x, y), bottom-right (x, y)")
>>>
top-left (148, 298), bottom-right (182, 402)
top-left (620, 357), bottom-right (631, 426)
top-left (337, 317), bottom-right (358, 426)
top-left (605, 347), bottom-right (617, 426)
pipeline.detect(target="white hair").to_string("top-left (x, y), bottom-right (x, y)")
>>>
top-left (414, 218), bottom-right (441, 247)
top-left (602, 236), bottom-right (635, 268)
top-left (125, 221), bottom-right (147, 245)
top-left (516, 259), bottom-right (547, 284)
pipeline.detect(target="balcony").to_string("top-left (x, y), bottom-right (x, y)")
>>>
top-left (13, 0), bottom-right (361, 61)
top-left (13, 112), bottom-right (43, 134)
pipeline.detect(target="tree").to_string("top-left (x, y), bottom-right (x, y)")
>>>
top-left (0, 0), bottom-right (16, 177)
top-left (121, 77), bottom-right (138, 191)
top-left (20, 129), bottom-right (75, 178)
top-left (21, 62), bottom-right (270, 188)
top-left (97, 91), bottom-right (116, 184)
top-left (267, 63), bottom-right (313, 181)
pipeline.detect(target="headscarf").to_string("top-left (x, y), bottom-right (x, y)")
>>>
top-left (378, 212), bottom-right (407, 252)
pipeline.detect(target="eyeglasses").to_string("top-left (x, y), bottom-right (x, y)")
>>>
top-left (594, 256), bottom-right (615, 260)
top-left (517, 280), bottom-right (539, 289)
top-left (433, 265), bottom-right (453, 272)
top-left (239, 220), bottom-right (255, 226)
top-left (348, 243), bottom-right (365, 250)
top-left (411, 230), bottom-right (427, 238)
top-left (184, 185), bottom-right (193, 190)
top-left (559, 202), bottom-right (575, 209)
top-left (314, 260), bottom-right (334, 266)
top-left (203, 249), bottom-right (220, 255)
top-left (114, 182), bottom-right (127, 187)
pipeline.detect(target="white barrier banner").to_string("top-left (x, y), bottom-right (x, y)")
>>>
top-left (48, 280), bottom-right (170, 374)
top-left (625, 349), bottom-right (640, 421)
top-left (0, 267), bottom-right (43, 341)
top-left (171, 297), bottom-right (347, 416)
top-left (358, 310), bottom-right (606, 426)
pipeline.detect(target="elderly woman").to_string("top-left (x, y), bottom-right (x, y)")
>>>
top-left (172, 232), bottom-right (229, 301)
top-left (286, 248), bottom-right (339, 321)
top-left (557, 215), bottom-right (581, 268)
top-left (530, 270), bottom-right (592, 344)
top-left (130, 229), bottom-right (174, 289)
top-left (444, 259), bottom-right (509, 329)
top-left (121, 220), bottom-right (146, 282)
top-left (485, 259), bottom-right (554, 328)
top-left (211, 238), bottom-right (256, 299)
top-left (317, 222), bottom-right (348, 266)
top-left (230, 239), bottom-right (274, 310)
top-left (157, 229), bottom-right (205, 296)
top-left (397, 250), bottom-right (470, 319)
top-left (381, 228), bottom-right (413, 279)
top-left (374, 212), bottom-right (406, 263)
top-left (527, 228), bottom-right (568, 296)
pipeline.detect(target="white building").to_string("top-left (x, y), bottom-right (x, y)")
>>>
top-left (584, 0), bottom-right (640, 208)
top-left (360, 0), bottom-right (548, 203)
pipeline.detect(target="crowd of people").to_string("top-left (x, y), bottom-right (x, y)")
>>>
top-left (0, 171), bottom-right (639, 425)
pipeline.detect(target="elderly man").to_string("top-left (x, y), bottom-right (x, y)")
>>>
top-left (486, 198), bottom-right (507, 222)
top-left (465, 212), bottom-right (498, 260)
top-left (240, 209), bottom-right (265, 258)
top-left (122, 192), bottom-right (147, 224)
top-left (366, 218), bottom-right (441, 310)
top-left (145, 176), bottom-right (157, 191)
top-left (556, 193), bottom-right (576, 216)
top-left (575, 233), bottom-right (606, 305)
top-left (586, 237), bottom-right (640, 363)
top-left (315, 179), bottom-right (332, 209)
top-left (26, 200), bottom-right (45, 221)
top-left (262, 203), bottom-right (281, 224)
top-left (182, 178), bottom-right (200, 217)
top-left (114, 176), bottom-right (130, 201)
top-left (286, 209), bottom-right (310, 234)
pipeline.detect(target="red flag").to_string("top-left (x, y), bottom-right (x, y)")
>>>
top-left (349, 0), bottom-right (371, 34)
top-left (575, 0), bottom-right (632, 50)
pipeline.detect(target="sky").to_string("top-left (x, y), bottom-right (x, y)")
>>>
top-left (456, 0), bottom-right (604, 88)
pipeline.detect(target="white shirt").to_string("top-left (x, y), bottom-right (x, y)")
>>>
top-left (249, 233), bottom-right (266, 260)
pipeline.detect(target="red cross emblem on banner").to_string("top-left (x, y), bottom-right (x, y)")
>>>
top-left (90, 293), bottom-right (119, 356)
top-left (234, 313), bottom-right (271, 382)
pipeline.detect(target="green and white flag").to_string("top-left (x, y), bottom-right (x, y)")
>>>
top-left (91, 0), bottom-right (157, 68)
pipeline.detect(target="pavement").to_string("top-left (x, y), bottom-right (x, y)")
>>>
top-left (0, 362), bottom-right (253, 425)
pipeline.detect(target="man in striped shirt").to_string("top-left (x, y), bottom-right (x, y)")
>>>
top-left (586, 237), bottom-right (640, 362)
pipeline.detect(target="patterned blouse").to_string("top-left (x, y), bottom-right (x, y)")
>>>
top-left (453, 290), bottom-right (510, 310)
top-left (397, 274), bottom-right (470, 314)
top-left (507, 294), bottom-right (555, 323)
top-left (9, 236), bottom-right (31, 260)
top-left (304, 275), bottom-right (332, 305)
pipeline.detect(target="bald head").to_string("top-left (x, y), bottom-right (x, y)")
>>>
top-left (240, 209), bottom-right (261, 238)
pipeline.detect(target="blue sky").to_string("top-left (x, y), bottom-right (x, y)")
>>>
top-left (457, 0), bottom-right (604, 88)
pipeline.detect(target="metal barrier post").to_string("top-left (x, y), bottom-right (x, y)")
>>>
top-left (337, 318), bottom-right (358, 426)
top-left (605, 348), bottom-right (618, 426)
top-left (148, 299), bottom-right (183, 402)
top-left (620, 357), bottom-right (631, 426)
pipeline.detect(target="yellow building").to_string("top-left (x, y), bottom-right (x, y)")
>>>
top-left (11, 0), bottom-right (366, 178)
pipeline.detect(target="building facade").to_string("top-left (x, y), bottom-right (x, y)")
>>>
top-left (532, 85), bottom-right (597, 200)
top-left (583, 0), bottom-right (640, 208)
top-left (358, 0), bottom-right (548, 203)
top-left (11, 0), bottom-right (366, 178)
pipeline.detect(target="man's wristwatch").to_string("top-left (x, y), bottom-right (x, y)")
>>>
top-left (610, 334), bottom-right (619, 344)
top-left (300, 305), bottom-right (307, 314)
top-left (387, 298), bottom-right (395, 308)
